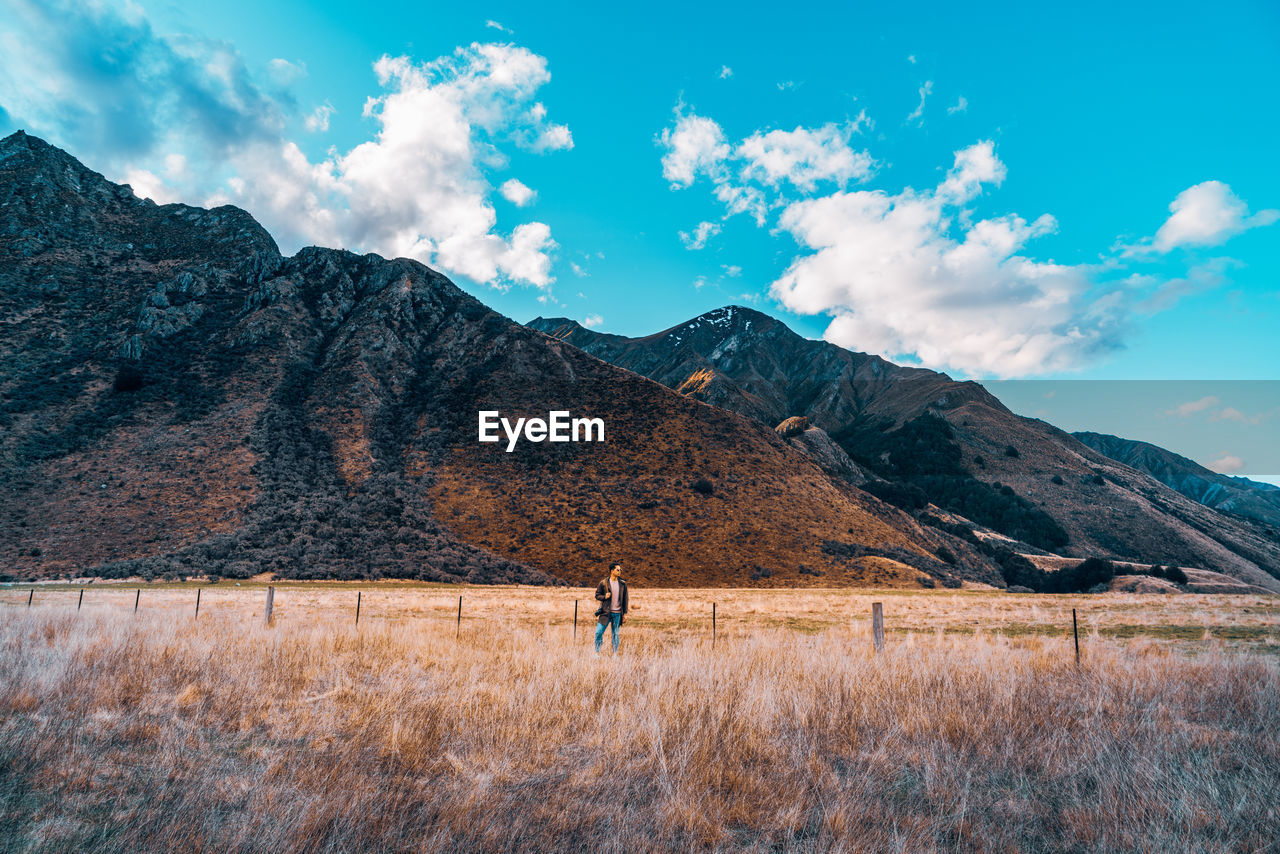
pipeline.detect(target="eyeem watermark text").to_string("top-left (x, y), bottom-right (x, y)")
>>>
top-left (478, 410), bottom-right (605, 452)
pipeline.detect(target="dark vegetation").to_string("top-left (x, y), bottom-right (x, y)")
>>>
top-left (834, 414), bottom-right (1069, 551)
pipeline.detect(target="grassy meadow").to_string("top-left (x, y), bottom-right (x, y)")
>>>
top-left (1, 582), bottom-right (1279, 851)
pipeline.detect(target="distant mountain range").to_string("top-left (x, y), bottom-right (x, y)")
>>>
top-left (529, 312), bottom-right (1280, 591)
top-left (1073, 431), bottom-right (1280, 528)
top-left (2, 130), bottom-right (1277, 591)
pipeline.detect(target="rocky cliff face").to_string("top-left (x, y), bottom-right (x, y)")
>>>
top-left (0, 132), bottom-right (992, 587)
top-left (529, 313), bottom-right (1280, 591)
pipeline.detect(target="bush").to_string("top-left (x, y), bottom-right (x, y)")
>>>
top-left (1067, 558), bottom-right (1116, 592)
top-left (861, 479), bottom-right (927, 511)
top-left (691, 477), bottom-right (714, 495)
top-left (797, 565), bottom-right (822, 577)
top-left (1051, 474), bottom-right (1064, 485)
top-left (1004, 445), bottom-right (1020, 458)
top-left (750, 566), bottom-right (773, 581)
top-left (1163, 565), bottom-right (1189, 585)
top-left (113, 364), bottom-right (144, 393)
top-left (935, 545), bottom-right (957, 564)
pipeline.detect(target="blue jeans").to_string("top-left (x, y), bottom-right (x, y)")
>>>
top-left (595, 611), bottom-right (622, 652)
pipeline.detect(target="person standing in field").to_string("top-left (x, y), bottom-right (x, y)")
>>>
top-left (594, 562), bottom-right (629, 654)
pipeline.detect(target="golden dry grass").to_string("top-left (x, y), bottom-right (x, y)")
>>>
top-left (2, 584), bottom-right (1279, 852)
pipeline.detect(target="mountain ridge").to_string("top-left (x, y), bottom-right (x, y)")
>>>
top-left (1074, 430), bottom-right (1280, 529)
top-left (528, 312), bottom-right (1280, 591)
top-left (1, 131), bottom-right (994, 588)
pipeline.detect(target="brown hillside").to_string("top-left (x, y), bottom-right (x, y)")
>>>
top-left (0, 131), bottom-right (982, 588)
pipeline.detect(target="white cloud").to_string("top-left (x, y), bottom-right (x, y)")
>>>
top-left (906, 80), bottom-right (933, 125)
top-left (533, 122), bottom-right (573, 151)
top-left (304, 103), bottom-right (334, 132)
top-left (658, 109), bottom-right (874, 226)
top-left (570, 262), bottom-right (586, 277)
top-left (719, 65), bottom-right (733, 79)
top-left (0, 2), bottom-right (573, 291)
top-left (582, 314), bottom-right (603, 328)
top-left (485, 20), bottom-right (510, 32)
top-left (777, 80), bottom-right (799, 91)
top-left (907, 54), bottom-right (917, 64)
top-left (722, 264), bottom-right (742, 277)
top-left (1208, 454), bottom-right (1245, 474)
top-left (1165, 396), bottom-right (1219, 417)
top-left (736, 124), bottom-right (874, 191)
top-left (1144, 181), bottom-right (1279, 252)
top-left (767, 141), bottom-right (1127, 376)
top-left (658, 112), bottom-right (730, 187)
top-left (1209, 406), bottom-right (1270, 425)
top-left (500, 178), bottom-right (536, 206)
top-left (679, 220), bottom-right (721, 250)
top-left (947, 96), bottom-right (968, 115)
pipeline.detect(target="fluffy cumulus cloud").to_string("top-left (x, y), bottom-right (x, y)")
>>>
top-left (659, 113), bottom-right (730, 187)
top-left (659, 108), bottom-right (874, 231)
top-left (0, 0), bottom-right (570, 289)
top-left (736, 124), bottom-right (874, 191)
top-left (1146, 181), bottom-right (1278, 252)
top-left (770, 142), bottom-right (1125, 376)
top-left (500, 178), bottom-right (536, 206)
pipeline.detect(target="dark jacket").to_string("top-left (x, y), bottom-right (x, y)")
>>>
top-left (594, 577), bottom-right (628, 624)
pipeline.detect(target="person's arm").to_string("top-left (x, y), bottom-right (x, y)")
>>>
top-left (595, 581), bottom-right (607, 602)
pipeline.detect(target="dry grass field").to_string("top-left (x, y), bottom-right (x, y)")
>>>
top-left (2, 582), bottom-right (1279, 852)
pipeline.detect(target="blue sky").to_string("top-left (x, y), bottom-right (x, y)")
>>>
top-left (1, 0), bottom-right (1277, 473)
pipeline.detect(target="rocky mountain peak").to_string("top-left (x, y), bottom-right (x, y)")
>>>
top-left (1, 130), bottom-right (279, 265)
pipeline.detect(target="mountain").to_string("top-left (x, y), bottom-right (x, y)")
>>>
top-left (529, 310), bottom-right (1280, 591)
top-left (0, 131), bottom-right (990, 588)
top-left (1074, 431), bottom-right (1280, 528)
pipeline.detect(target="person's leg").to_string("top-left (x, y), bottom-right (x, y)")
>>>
top-left (611, 611), bottom-right (622, 653)
top-left (594, 619), bottom-right (605, 653)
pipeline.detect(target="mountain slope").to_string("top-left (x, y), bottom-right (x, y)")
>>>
top-left (0, 131), bottom-right (983, 588)
top-left (1074, 431), bottom-right (1280, 528)
top-left (529, 310), bottom-right (1280, 591)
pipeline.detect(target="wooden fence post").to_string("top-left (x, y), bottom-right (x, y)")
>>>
top-left (27, 589), bottom-right (33, 608)
top-left (195, 588), bottom-right (201, 619)
top-left (77, 589), bottom-right (83, 611)
top-left (1073, 608), bottom-right (1080, 665)
top-left (573, 600), bottom-right (578, 639)
top-left (456, 595), bottom-right (462, 639)
top-left (872, 602), bottom-right (885, 653)
top-left (264, 586), bottom-right (275, 626)
top-left (355, 590), bottom-right (361, 625)
top-left (134, 589), bottom-right (140, 612)
top-left (712, 602), bottom-right (717, 648)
